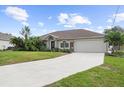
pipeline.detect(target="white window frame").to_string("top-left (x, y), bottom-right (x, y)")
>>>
top-left (60, 41), bottom-right (69, 48)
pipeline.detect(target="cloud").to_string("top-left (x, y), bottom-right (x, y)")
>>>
top-left (106, 26), bottom-right (112, 29)
top-left (38, 22), bottom-right (44, 27)
top-left (40, 29), bottom-right (56, 35)
top-left (4, 6), bottom-right (29, 22)
top-left (107, 12), bottom-right (124, 23)
top-left (85, 26), bottom-right (104, 34)
top-left (64, 25), bottom-right (74, 28)
top-left (84, 28), bottom-right (94, 31)
top-left (21, 21), bottom-right (29, 26)
top-left (96, 26), bottom-right (104, 33)
top-left (58, 13), bottom-right (91, 28)
top-left (107, 19), bottom-right (112, 23)
top-left (97, 26), bottom-right (103, 29)
top-left (113, 13), bottom-right (124, 22)
top-left (58, 13), bottom-right (69, 24)
top-left (48, 16), bottom-right (52, 19)
top-left (4, 6), bottom-right (29, 26)
top-left (31, 28), bottom-right (37, 31)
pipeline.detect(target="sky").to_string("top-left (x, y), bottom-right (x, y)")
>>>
top-left (0, 5), bottom-right (124, 36)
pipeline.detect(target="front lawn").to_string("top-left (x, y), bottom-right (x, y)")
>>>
top-left (0, 51), bottom-right (65, 66)
top-left (47, 54), bottom-right (124, 87)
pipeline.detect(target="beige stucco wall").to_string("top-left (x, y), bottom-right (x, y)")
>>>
top-left (120, 45), bottom-right (124, 51)
top-left (0, 40), bottom-right (12, 50)
top-left (74, 38), bottom-right (106, 53)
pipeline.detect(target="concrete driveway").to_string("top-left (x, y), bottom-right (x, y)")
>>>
top-left (0, 53), bottom-right (104, 87)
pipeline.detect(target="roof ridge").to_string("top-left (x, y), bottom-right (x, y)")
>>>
top-left (48, 29), bottom-right (104, 35)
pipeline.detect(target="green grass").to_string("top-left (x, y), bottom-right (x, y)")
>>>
top-left (0, 51), bottom-right (65, 66)
top-left (47, 54), bottom-right (124, 87)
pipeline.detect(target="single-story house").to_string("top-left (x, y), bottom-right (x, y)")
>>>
top-left (41, 29), bottom-right (107, 53)
top-left (0, 32), bottom-right (12, 50)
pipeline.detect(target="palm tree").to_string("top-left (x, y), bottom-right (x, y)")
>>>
top-left (20, 26), bottom-right (31, 41)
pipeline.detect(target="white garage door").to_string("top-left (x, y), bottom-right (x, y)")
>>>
top-left (74, 38), bottom-right (105, 53)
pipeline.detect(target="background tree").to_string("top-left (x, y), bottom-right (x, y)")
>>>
top-left (111, 26), bottom-right (124, 33)
top-left (104, 26), bottom-right (124, 53)
top-left (104, 26), bottom-right (124, 33)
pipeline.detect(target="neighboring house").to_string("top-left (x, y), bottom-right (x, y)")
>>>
top-left (41, 29), bottom-right (107, 53)
top-left (0, 32), bottom-right (12, 50)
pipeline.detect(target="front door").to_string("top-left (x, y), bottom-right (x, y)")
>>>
top-left (70, 42), bottom-right (74, 51)
top-left (51, 41), bottom-right (55, 50)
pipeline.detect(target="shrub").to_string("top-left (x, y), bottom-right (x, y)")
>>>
top-left (10, 37), bottom-right (25, 49)
top-left (51, 48), bottom-right (59, 52)
top-left (40, 46), bottom-right (50, 51)
top-left (10, 36), bottom-right (48, 51)
top-left (59, 49), bottom-right (72, 53)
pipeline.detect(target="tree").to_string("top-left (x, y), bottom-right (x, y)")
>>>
top-left (104, 26), bottom-right (124, 33)
top-left (104, 26), bottom-right (124, 53)
top-left (20, 26), bottom-right (31, 50)
top-left (24, 36), bottom-right (47, 51)
top-left (111, 26), bottom-right (124, 33)
top-left (20, 26), bottom-right (31, 41)
top-left (10, 26), bottom-right (48, 51)
top-left (10, 37), bottom-right (25, 50)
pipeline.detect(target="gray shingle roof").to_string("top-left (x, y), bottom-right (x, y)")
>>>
top-left (0, 32), bottom-right (12, 41)
top-left (42, 29), bottom-right (104, 40)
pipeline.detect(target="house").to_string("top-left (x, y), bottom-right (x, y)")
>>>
top-left (41, 29), bottom-right (107, 53)
top-left (0, 32), bottom-right (12, 50)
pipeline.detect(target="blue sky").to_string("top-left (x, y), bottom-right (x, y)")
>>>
top-left (0, 5), bottom-right (124, 36)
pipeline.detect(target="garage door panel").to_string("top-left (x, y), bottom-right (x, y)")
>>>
top-left (74, 39), bottom-right (105, 53)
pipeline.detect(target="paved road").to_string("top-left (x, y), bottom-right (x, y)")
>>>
top-left (0, 53), bottom-right (104, 87)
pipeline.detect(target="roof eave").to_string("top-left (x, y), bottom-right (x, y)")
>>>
top-left (57, 36), bottom-right (104, 40)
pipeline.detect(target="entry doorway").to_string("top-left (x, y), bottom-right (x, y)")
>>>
top-left (51, 41), bottom-right (55, 49)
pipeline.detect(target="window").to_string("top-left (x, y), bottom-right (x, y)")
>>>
top-left (70, 42), bottom-right (74, 47)
top-left (60, 41), bottom-right (69, 48)
top-left (65, 43), bottom-right (69, 47)
top-left (61, 43), bottom-right (64, 48)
